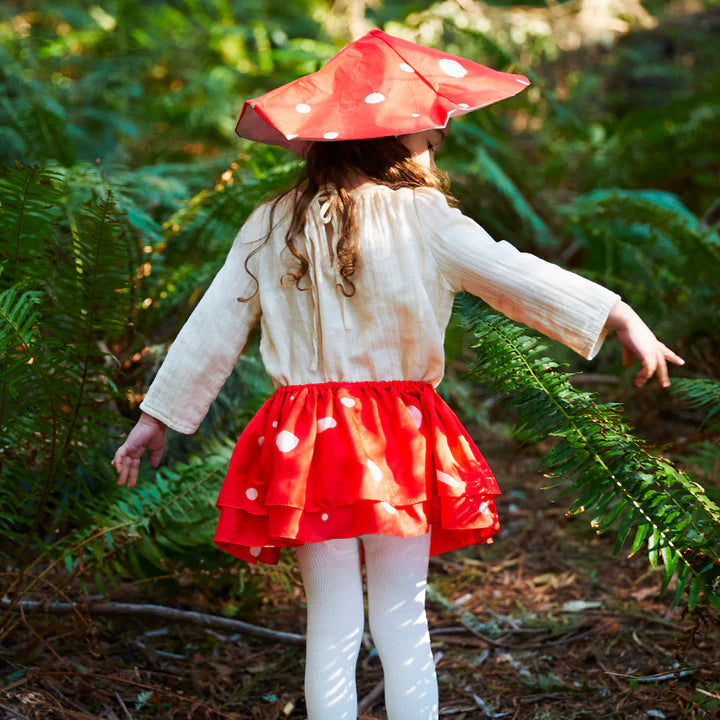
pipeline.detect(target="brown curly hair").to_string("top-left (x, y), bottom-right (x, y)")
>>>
top-left (239, 135), bottom-right (456, 301)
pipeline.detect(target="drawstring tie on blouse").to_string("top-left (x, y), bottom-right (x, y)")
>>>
top-left (304, 191), bottom-right (352, 373)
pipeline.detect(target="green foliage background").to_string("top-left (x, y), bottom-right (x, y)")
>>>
top-left (1, 0), bottom-right (719, 631)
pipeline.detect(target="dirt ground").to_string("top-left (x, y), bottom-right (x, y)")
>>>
top-left (1, 384), bottom-right (718, 720)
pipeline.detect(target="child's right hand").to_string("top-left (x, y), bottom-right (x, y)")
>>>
top-left (605, 300), bottom-right (685, 388)
top-left (111, 412), bottom-right (166, 489)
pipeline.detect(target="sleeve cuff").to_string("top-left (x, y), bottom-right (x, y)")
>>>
top-left (577, 291), bottom-right (621, 361)
top-left (138, 400), bottom-right (199, 435)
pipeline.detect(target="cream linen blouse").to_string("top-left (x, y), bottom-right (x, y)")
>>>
top-left (139, 184), bottom-right (621, 434)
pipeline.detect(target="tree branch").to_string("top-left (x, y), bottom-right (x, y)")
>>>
top-left (1, 598), bottom-right (305, 646)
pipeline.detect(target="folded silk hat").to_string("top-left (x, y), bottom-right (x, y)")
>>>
top-left (235, 28), bottom-right (531, 154)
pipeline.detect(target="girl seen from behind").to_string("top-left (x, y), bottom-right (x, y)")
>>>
top-left (112, 30), bottom-right (684, 720)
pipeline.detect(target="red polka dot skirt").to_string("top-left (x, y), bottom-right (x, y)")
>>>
top-left (213, 380), bottom-right (501, 564)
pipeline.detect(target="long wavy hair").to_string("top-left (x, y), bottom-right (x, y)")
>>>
top-left (238, 135), bottom-right (456, 301)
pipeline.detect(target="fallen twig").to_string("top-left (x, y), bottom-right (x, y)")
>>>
top-left (556, 607), bottom-right (686, 630)
top-left (0, 598), bottom-right (304, 645)
top-left (696, 687), bottom-right (720, 701)
top-left (604, 656), bottom-right (720, 682)
top-left (473, 693), bottom-right (510, 717)
top-left (357, 678), bottom-right (384, 713)
top-left (115, 691), bottom-right (133, 720)
top-left (132, 639), bottom-right (186, 660)
top-left (605, 669), bottom-right (696, 683)
top-left (439, 707), bottom-right (482, 716)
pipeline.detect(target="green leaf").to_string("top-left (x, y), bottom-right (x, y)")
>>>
top-left (629, 523), bottom-right (651, 556)
top-left (613, 514), bottom-right (635, 556)
top-left (597, 499), bottom-right (629, 534)
top-left (660, 548), bottom-right (679, 594)
top-left (688, 575), bottom-right (702, 611)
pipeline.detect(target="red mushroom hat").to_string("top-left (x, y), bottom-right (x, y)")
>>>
top-left (235, 28), bottom-right (530, 153)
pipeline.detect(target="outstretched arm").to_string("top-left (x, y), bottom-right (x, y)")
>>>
top-left (414, 188), bottom-right (686, 382)
top-left (414, 188), bottom-right (620, 360)
top-left (604, 299), bottom-right (685, 387)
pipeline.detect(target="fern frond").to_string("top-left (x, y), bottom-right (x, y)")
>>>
top-left (671, 378), bottom-right (720, 432)
top-left (0, 49), bottom-right (78, 166)
top-left (139, 148), bottom-right (300, 329)
top-left (0, 285), bottom-right (43, 380)
top-left (457, 294), bottom-right (720, 611)
top-left (0, 163), bottom-right (65, 290)
top-left (561, 190), bottom-right (720, 289)
top-left (41, 435), bottom-right (240, 591)
top-left (0, 165), bottom-right (135, 567)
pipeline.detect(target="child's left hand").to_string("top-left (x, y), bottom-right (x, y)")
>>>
top-left (605, 300), bottom-right (685, 388)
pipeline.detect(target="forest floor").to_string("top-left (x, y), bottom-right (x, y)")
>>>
top-left (1, 382), bottom-right (719, 720)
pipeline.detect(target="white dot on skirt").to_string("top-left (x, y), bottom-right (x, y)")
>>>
top-left (366, 459), bottom-right (382, 482)
top-left (276, 430), bottom-right (299, 452)
top-left (340, 397), bottom-right (356, 408)
top-left (272, 420), bottom-right (278, 428)
top-left (323, 131), bottom-right (339, 140)
top-left (479, 501), bottom-right (490, 515)
top-left (437, 471), bottom-right (461, 488)
top-left (439, 58), bottom-right (467, 78)
top-left (407, 405), bottom-right (422, 429)
top-left (317, 416), bottom-right (337, 433)
top-left (290, 395), bottom-right (295, 400)
top-left (321, 513), bottom-right (329, 521)
top-left (411, 112), bottom-right (420, 117)
top-left (249, 547), bottom-right (262, 557)
top-left (380, 501), bottom-right (397, 515)
top-left (245, 488), bottom-right (259, 501)
top-left (365, 92), bottom-right (385, 104)
top-left (399, 62), bottom-right (414, 73)
top-left (295, 103), bottom-right (311, 113)
top-left (258, 436), bottom-right (264, 446)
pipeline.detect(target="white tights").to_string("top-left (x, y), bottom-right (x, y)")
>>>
top-left (296, 531), bottom-right (439, 720)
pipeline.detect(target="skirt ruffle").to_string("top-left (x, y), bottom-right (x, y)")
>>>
top-left (213, 380), bottom-right (501, 565)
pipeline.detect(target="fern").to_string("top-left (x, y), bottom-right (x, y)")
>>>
top-left (0, 164), bottom-right (66, 290)
top-left (0, 163), bottom-right (134, 565)
top-left (671, 378), bottom-right (720, 432)
top-left (0, 285), bottom-right (43, 391)
top-left (560, 190), bottom-right (720, 295)
top-left (0, 47), bottom-right (78, 166)
top-left (457, 294), bottom-right (720, 611)
top-left (0, 149), bottom-right (299, 594)
top-left (135, 146), bottom-right (300, 334)
top-left (27, 433), bottom-right (292, 606)
top-left (669, 378), bottom-right (720, 494)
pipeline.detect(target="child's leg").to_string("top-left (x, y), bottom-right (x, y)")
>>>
top-left (362, 531), bottom-right (439, 720)
top-left (296, 537), bottom-right (364, 720)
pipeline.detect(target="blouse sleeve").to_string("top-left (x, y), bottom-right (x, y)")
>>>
top-left (138, 205), bottom-right (266, 434)
top-left (413, 187), bottom-right (620, 360)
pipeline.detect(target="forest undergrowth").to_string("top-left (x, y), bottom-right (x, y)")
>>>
top-left (2, 342), bottom-right (719, 719)
top-left (1, 395), bottom-right (718, 720)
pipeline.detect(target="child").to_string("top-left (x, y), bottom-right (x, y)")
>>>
top-left (112, 30), bottom-right (684, 720)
